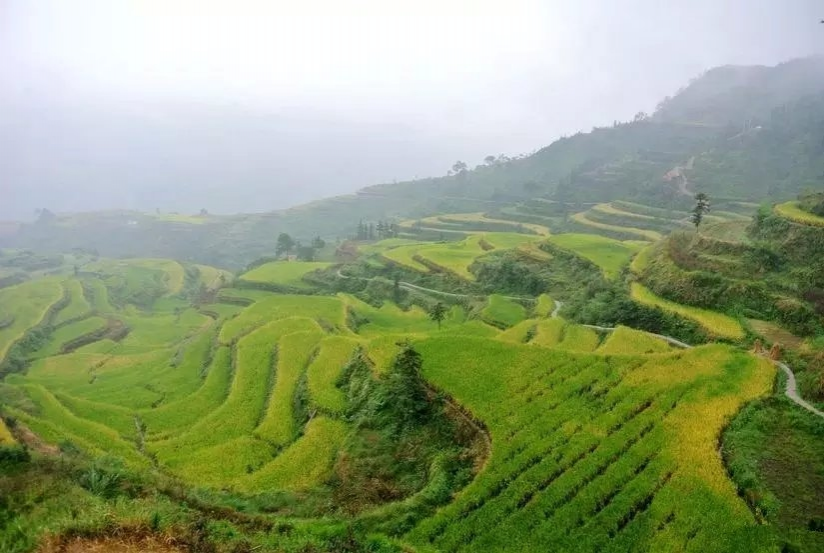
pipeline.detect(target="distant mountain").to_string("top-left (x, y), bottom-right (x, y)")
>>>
top-left (5, 57), bottom-right (824, 267)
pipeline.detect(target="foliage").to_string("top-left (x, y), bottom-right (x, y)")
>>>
top-left (630, 283), bottom-right (744, 340)
top-left (691, 192), bottom-right (711, 227)
top-left (597, 326), bottom-right (672, 355)
top-left (561, 279), bottom-right (708, 345)
top-left (407, 337), bottom-right (775, 552)
top-left (482, 295), bottom-right (527, 328)
top-left (722, 396), bottom-right (824, 551)
top-left (276, 232), bottom-right (296, 258)
top-left (428, 302), bottom-right (448, 329)
top-left (775, 201), bottom-right (824, 228)
top-left (239, 261), bottom-right (332, 290)
top-left (548, 233), bottom-right (643, 279)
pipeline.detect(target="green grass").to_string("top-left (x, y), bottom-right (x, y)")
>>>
top-left (571, 211), bottom-right (662, 241)
top-left (597, 326), bottom-right (672, 355)
top-left (84, 278), bottom-right (115, 313)
top-left (0, 278), bottom-right (64, 361)
top-left (415, 236), bottom-right (487, 280)
top-left (531, 318), bottom-right (566, 347)
top-left (630, 283), bottom-right (745, 340)
top-left (234, 416), bottom-right (349, 493)
top-left (194, 264), bottom-right (231, 288)
top-left (255, 329), bottom-right (323, 446)
top-left (406, 337), bottom-right (775, 552)
top-left (496, 320), bottom-right (538, 344)
top-left (151, 319), bottom-right (317, 468)
top-left (219, 295), bottom-right (346, 343)
top-left (141, 346), bottom-right (233, 439)
top-left (698, 221), bottom-right (751, 242)
top-left (380, 244), bottom-right (431, 273)
top-left (548, 234), bottom-right (643, 279)
top-left (482, 295), bottom-right (527, 328)
top-left (723, 397), bottom-right (824, 549)
top-left (13, 384), bottom-right (148, 467)
top-left (307, 336), bottom-right (359, 414)
top-left (775, 201), bottom-right (824, 227)
top-left (239, 261), bottom-right (332, 289)
top-left (629, 244), bottom-right (656, 274)
top-left (32, 316), bottom-right (108, 358)
top-left (53, 279), bottom-right (91, 325)
top-left (534, 294), bottom-right (555, 317)
top-left (556, 324), bottom-right (602, 352)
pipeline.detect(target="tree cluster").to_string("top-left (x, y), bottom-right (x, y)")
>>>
top-left (356, 221), bottom-right (399, 241)
top-left (275, 233), bottom-right (326, 261)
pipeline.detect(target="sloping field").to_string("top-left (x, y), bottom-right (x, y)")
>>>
top-left (0, 278), bottom-right (64, 361)
top-left (482, 295), bottom-right (527, 328)
top-left (549, 234), bottom-right (643, 279)
top-left (571, 211), bottom-right (662, 241)
top-left (774, 201), bottom-right (824, 227)
top-left (0, 418), bottom-right (15, 445)
top-left (407, 337), bottom-right (774, 552)
top-left (52, 279), bottom-right (91, 325)
top-left (597, 326), bottom-right (672, 355)
top-left (630, 283), bottom-right (745, 340)
top-left (307, 336), bottom-right (359, 414)
top-left (373, 232), bottom-right (545, 279)
top-left (239, 261), bottom-right (331, 289)
top-left (32, 316), bottom-right (108, 359)
top-left (402, 212), bottom-right (551, 236)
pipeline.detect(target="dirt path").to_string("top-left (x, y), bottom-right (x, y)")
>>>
top-left (774, 361), bottom-right (824, 418)
top-left (338, 272), bottom-right (823, 420)
top-left (568, 301), bottom-right (823, 420)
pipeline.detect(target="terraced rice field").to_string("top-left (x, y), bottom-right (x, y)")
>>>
top-left (0, 278), bottom-right (64, 360)
top-left (0, 418), bottom-right (15, 445)
top-left (52, 280), bottom-right (91, 325)
top-left (482, 295), bottom-right (527, 328)
top-left (239, 261), bottom-right (332, 289)
top-left (370, 232), bottom-right (545, 280)
top-left (629, 244), bottom-right (656, 274)
top-left (548, 234), bottom-right (643, 279)
top-left (406, 338), bottom-right (774, 552)
top-left (0, 249), bottom-right (786, 551)
top-left (774, 201), bottom-right (824, 227)
top-left (1, 262), bottom-right (510, 491)
top-left (402, 212), bottom-right (551, 237)
top-left (571, 211), bottom-right (663, 241)
top-left (630, 283), bottom-right (745, 340)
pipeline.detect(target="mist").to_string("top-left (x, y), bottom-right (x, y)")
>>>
top-left (2, 0), bottom-right (823, 220)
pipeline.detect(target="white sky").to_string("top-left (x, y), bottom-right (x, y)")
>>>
top-left (4, 0), bottom-right (822, 146)
top-left (1, 0), bottom-right (823, 216)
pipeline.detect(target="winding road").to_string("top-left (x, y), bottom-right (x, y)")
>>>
top-left (335, 271), bottom-right (824, 420)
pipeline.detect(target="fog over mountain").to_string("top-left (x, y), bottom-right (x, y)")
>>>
top-left (2, 0), bottom-right (823, 219)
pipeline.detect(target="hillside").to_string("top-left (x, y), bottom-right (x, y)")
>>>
top-left (3, 58), bottom-right (824, 553)
top-left (4, 58), bottom-right (824, 268)
top-left (2, 201), bottom-right (824, 551)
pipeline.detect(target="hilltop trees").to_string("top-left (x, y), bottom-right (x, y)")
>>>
top-left (691, 193), bottom-right (711, 227)
top-left (276, 233), bottom-right (295, 259)
top-left (355, 220), bottom-right (399, 241)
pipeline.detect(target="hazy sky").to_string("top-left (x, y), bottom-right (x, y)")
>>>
top-left (2, 0), bottom-right (823, 217)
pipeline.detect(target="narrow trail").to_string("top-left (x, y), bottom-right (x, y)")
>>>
top-left (336, 270), bottom-right (823, 420)
top-left (569, 301), bottom-right (823, 420)
top-left (775, 361), bottom-right (824, 418)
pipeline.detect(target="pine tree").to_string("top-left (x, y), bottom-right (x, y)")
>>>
top-left (691, 193), bottom-right (711, 228)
